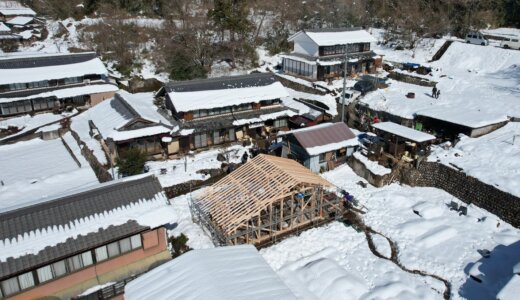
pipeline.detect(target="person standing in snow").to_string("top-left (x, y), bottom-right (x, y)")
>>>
top-left (436, 90), bottom-right (440, 99)
top-left (241, 151), bottom-right (249, 164)
top-left (432, 86), bottom-right (437, 98)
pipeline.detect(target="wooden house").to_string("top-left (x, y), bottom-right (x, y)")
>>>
top-left (371, 121), bottom-right (436, 159)
top-left (0, 52), bottom-right (118, 117)
top-left (280, 122), bottom-right (359, 173)
top-left (282, 28), bottom-right (380, 81)
top-left (156, 73), bottom-right (296, 153)
top-left (190, 154), bottom-right (344, 247)
top-left (0, 175), bottom-right (171, 300)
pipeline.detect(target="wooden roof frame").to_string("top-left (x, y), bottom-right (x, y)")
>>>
top-left (194, 154), bottom-right (334, 236)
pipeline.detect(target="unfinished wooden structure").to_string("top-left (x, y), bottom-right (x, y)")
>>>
top-left (190, 154), bottom-right (344, 246)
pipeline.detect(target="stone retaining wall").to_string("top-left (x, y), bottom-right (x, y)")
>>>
top-left (164, 169), bottom-right (226, 199)
top-left (402, 161), bottom-right (520, 228)
top-left (70, 130), bottom-right (113, 183)
top-left (347, 155), bottom-right (394, 187)
top-left (275, 74), bottom-right (327, 95)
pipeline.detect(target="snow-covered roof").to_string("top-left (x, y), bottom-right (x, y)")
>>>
top-left (0, 22), bottom-right (10, 32)
top-left (497, 274), bottom-right (520, 300)
top-left (416, 107), bottom-right (509, 129)
top-left (232, 109), bottom-right (296, 126)
top-left (109, 125), bottom-right (171, 142)
top-left (372, 122), bottom-right (436, 143)
top-left (0, 134), bottom-right (99, 211)
top-left (116, 91), bottom-right (170, 125)
top-left (125, 245), bottom-right (297, 300)
top-left (0, 84), bottom-right (119, 103)
top-left (0, 1), bottom-right (36, 16)
top-left (5, 16), bottom-right (33, 25)
top-left (0, 175), bottom-right (174, 278)
top-left (165, 73), bottom-right (290, 112)
top-left (289, 28), bottom-right (376, 46)
top-left (0, 52), bottom-right (108, 85)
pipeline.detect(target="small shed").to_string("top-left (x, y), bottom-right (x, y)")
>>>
top-left (190, 154), bottom-right (343, 246)
top-left (371, 121), bottom-right (436, 158)
top-left (124, 245), bottom-right (297, 300)
top-left (280, 122), bottom-right (358, 173)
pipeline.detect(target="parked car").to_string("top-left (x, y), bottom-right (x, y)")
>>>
top-left (353, 80), bottom-right (376, 95)
top-left (340, 89), bottom-right (361, 104)
top-left (465, 31), bottom-right (489, 46)
top-left (501, 37), bottom-right (520, 49)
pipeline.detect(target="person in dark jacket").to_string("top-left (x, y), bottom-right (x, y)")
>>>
top-left (432, 86), bottom-right (437, 98)
top-left (241, 151), bottom-right (249, 164)
top-left (435, 90), bottom-right (440, 99)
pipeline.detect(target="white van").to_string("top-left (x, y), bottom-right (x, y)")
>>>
top-left (501, 37), bottom-right (520, 50)
top-left (465, 32), bottom-right (489, 46)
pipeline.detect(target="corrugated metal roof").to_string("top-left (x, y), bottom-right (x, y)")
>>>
top-left (0, 221), bottom-right (148, 279)
top-left (165, 73), bottom-right (278, 93)
top-left (0, 175), bottom-right (163, 242)
top-left (292, 122), bottom-right (356, 150)
top-left (0, 52), bottom-right (98, 69)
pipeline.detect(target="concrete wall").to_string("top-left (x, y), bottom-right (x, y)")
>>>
top-left (10, 228), bottom-right (171, 300)
top-left (402, 162), bottom-right (520, 228)
top-left (347, 155), bottom-right (393, 187)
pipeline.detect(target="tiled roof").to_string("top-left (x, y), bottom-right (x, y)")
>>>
top-left (0, 52), bottom-right (98, 69)
top-left (164, 73), bottom-right (278, 93)
top-left (292, 122), bottom-right (356, 150)
top-left (0, 175), bottom-right (162, 241)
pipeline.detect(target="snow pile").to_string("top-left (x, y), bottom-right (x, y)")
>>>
top-left (125, 245), bottom-right (297, 300)
top-left (0, 134), bottom-right (98, 211)
top-left (429, 122), bottom-right (520, 197)
top-left (353, 152), bottom-right (391, 175)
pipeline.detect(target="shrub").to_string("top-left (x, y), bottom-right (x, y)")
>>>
top-left (115, 148), bottom-right (147, 176)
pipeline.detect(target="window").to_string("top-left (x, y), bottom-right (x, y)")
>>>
top-left (193, 110), bottom-right (200, 118)
top-left (228, 128), bottom-right (235, 141)
top-left (17, 272), bottom-right (34, 290)
top-left (107, 241), bottom-right (120, 257)
top-left (319, 153), bottom-right (326, 163)
top-left (52, 260), bottom-right (67, 277)
top-left (67, 255), bottom-right (82, 272)
top-left (81, 251), bottom-right (93, 267)
top-left (130, 234), bottom-right (142, 249)
top-left (194, 133), bottom-right (208, 148)
top-left (1, 277), bottom-right (19, 297)
top-left (37, 265), bottom-right (53, 283)
top-left (213, 130), bottom-right (221, 145)
top-left (120, 237), bottom-right (132, 253)
top-left (95, 246), bottom-right (108, 262)
top-left (274, 119), bottom-right (287, 128)
top-left (199, 109), bottom-right (208, 117)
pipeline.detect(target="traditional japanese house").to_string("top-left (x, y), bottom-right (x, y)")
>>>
top-left (71, 91), bottom-right (174, 163)
top-left (156, 73), bottom-right (296, 153)
top-left (0, 52), bottom-right (118, 117)
top-left (279, 122), bottom-right (359, 173)
top-left (0, 175), bottom-right (172, 300)
top-left (190, 154), bottom-right (344, 247)
top-left (282, 28), bottom-right (380, 81)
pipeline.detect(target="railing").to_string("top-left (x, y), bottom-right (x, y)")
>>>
top-left (74, 275), bottom-right (139, 300)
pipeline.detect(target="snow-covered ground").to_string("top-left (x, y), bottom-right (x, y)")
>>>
top-left (429, 122), bottom-right (520, 197)
top-left (164, 162), bottom-right (520, 300)
top-left (0, 133), bottom-right (98, 210)
top-left (146, 145), bottom-right (250, 187)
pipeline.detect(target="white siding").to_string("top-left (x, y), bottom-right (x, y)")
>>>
top-left (293, 33), bottom-right (319, 57)
top-left (308, 155), bottom-right (320, 173)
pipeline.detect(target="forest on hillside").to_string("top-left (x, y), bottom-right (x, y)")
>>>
top-left (20, 0), bottom-right (520, 80)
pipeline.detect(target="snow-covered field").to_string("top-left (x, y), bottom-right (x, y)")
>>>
top-left (429, 122), bottom-right (520, 197)
top-left (0, 133), bottom-right (98, 210)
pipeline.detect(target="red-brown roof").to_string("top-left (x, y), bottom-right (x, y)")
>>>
top-left (292, 122), bottom-right (356, 150)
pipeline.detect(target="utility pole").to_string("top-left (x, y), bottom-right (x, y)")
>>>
top-left (341, 44), bottom-right (349, 123)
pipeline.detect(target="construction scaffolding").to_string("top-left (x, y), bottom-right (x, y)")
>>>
top-left (190, 154), bottom-right (345, 246)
